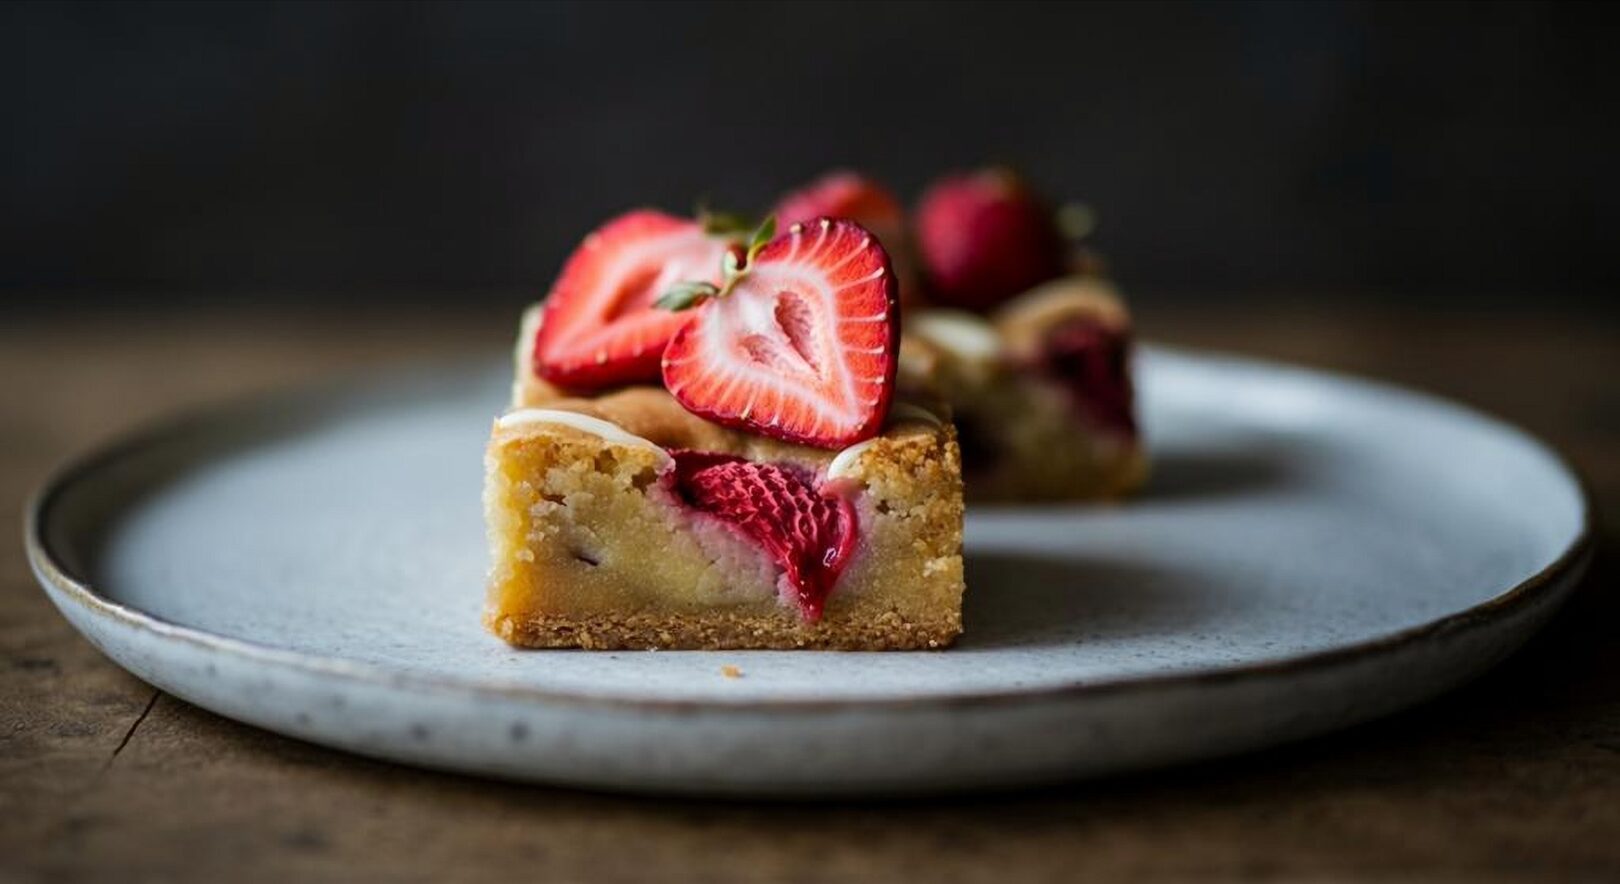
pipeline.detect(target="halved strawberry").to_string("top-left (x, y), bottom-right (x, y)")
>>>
top-left (670, 450), bottom-right (857, 620)
top-left (774, 171), bottom-right (921, 306)
top-left (660, 218), bottom-right (899, 449)
top-left (534, 210), bottom-right (733, 391)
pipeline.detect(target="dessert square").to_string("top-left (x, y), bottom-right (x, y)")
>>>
top-left (484, 389), bottom-right (964, 650)
top-left (901, 277), bottom-right (1148, 501)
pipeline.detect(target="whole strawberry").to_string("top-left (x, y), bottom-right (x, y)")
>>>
top-left (774, 170), bottom-right (905, 236)
top-left (914, 168), bottom-right (1065, 312)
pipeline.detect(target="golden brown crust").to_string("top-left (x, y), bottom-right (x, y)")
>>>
top-left (487, 609), bottom-right (961, 651)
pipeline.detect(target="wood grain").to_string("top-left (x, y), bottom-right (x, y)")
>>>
top-left (3, 302), bottom-right (1616, 882)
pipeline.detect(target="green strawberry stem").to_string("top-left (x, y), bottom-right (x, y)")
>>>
top-left (653, 281), bottom-right (720, 312)
top-left (657, 215), bottom-right (778, 311)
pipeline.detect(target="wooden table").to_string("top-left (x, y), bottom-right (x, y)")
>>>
top-left (3, 302), bottom-right (1616, 881)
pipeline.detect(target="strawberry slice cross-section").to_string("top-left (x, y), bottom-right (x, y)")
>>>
top-left (534, 210), bottom-right (734, 391)
top-left (670, 449), bottom-right (858, 621)
top-left (660, 217), bottom-right (900, 449)
top-left (773, 170), bottom-right (920, 307)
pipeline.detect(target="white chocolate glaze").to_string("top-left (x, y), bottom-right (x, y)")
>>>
top-left (824, 403), bottom-right (943, 481)
top-left (887, 402), bottom-right (943, 428)
top-left (496, 408), bottom-right (673, 468)
top-left (825, 439), bottom-right (879, 482)
top-left (909, 310), bottom-right (1001, 362)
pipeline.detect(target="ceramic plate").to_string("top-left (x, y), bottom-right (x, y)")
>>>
top-left (27, 347), bottom-right (1591, 796)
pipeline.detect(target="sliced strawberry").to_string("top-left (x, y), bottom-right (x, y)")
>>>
top-left (670, 450), bottom-right (858, 620)
top-left (774, 171), bottom-right (920, 305)
top-left (660, 218), bottom-right (899, 449)
top-left (534, 210), bottom-right (733, 391)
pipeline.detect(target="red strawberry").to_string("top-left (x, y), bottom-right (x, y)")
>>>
top-left (915, 168), bottom-right (1065, 312)
top-left (774, 171), bottom-right (921, 306)
top-left (775, 170), bottom-right (904, 234)
top-left (534, 210), bottom-right (733, 391)
top-left (661, 218), bottom-right (899, 449)
top-left (1038, 318), bottom-right (1138, 439)
top-left (670, 450), bottom-right (857, 620)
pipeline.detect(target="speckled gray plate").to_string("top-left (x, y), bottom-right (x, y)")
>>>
top-left (26, 347), bottom-right (1591, 796)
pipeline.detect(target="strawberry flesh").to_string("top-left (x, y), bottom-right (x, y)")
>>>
top-left (535, 210), bottom-right (732, 391)
top-left (661, 218), bottom-right (899, 449)
top-left (775, 171), bottom-right (920, 306)
top-left (1037, 318), bottom-right (1138, 439)
top-left (669, 450), bottom-right (857, 621)
top-left (915, 168), bottom-right (1065, 312)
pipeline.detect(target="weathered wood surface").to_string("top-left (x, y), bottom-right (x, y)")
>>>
top-left (3, 303), bottom-right (1616, 882)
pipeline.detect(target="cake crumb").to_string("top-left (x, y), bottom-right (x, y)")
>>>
top-left (720, 664), bottom-right (743, 679)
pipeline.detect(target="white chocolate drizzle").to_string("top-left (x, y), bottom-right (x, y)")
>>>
top-left (824, 403), bottom-right (943, 481)
top-left (888, 402), bottom-right (943, 427)
top-left (496, 408), bottom-right (672, 468)
top-left (909, 310), bottom-right (1002, 361)
top-left (825, 439), bottom-right (878, 482)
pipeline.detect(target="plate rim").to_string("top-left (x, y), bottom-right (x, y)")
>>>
top-left (23, 345), bottom-right (1597, 715)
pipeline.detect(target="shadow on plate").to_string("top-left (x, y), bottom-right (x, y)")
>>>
top-left (959, 551), bottom-right (1218, 650)
top-left (1137, 447), bottom-right (1295, 502)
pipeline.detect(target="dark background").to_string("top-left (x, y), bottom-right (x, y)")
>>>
top-left (5, 0), bottom-right (1617, 311)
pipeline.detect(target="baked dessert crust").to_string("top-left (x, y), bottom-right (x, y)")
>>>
top-left (490, 609), bottom-right (963, 652)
